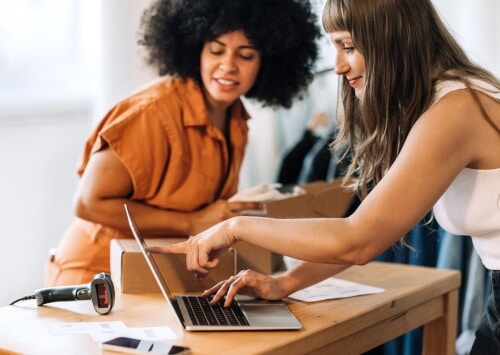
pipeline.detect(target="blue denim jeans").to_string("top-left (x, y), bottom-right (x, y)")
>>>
top-left (470, 270), bottom-right (500, 355)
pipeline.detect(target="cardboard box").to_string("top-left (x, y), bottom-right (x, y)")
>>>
top-left (111, 178), bottom-right (354, 294)
top-left (265, 178), bottom-right (355, 219)
top-left (232, 241), bottom-right (283, 274)
top-left (110, 238), bottom-right (235, 294)
top-left (111, 238), bottom-right (283, 294)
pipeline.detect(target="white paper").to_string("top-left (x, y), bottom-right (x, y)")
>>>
top-left (48, 321), bottom-right (127, 336)
top-left (288, 277), bottom-right (385, 302)
top-left (48, 321), bottom-right (177, 342)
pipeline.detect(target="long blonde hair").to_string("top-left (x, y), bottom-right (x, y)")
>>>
top-left (323, 0), bottom-right (500, 198)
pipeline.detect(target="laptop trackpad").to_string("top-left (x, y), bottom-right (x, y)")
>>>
top-left (239, 300), bottom-right (301, 328)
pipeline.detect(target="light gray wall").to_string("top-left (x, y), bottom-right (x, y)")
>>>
top-left (0, 0), bottom-right (155, 307)
top-left (0, 109), bottom-right (91, 306)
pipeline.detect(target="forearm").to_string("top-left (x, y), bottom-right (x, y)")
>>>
top-left (227, 215), bottom-right (393, 266)
top-left (74, 197), bottom-right (193, 236)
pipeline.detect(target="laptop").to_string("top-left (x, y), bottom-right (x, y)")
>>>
top-left (124, 204), bottom-right (302, 331)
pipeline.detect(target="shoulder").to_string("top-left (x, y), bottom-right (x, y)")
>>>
top-left (432, 88), bottom-right (479, 115)
top-left (429, 81), bottom-right (500, 132)
top-left (427, 84), bottom-right (495, 129)
top-left (414, 87), bottom-right (499, 170)
top-left (408, 92), bottom-right (473, 165)
top-left (108, 77), bottom-right (198, 122)
top-left (127, 76), bottom-right (188, 105)
top-left (432, 76), bottom-right (500, 115)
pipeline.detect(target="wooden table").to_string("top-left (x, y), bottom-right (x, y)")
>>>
top-left (0, 262), bottom-right (460, 355)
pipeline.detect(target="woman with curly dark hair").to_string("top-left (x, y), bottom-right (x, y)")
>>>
top-left (44, 0), bottom-right (320, 287)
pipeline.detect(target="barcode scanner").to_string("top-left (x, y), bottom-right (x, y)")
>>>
top-left (10, 272), bottom-right (115, 315)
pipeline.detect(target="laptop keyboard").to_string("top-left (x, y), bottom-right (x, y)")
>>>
top-left (182, 296), bottom-right (250, 326)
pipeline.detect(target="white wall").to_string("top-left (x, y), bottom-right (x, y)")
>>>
top-left (93, 0), bottom-right (156, 122)
top-left (0, 0), bottom-right (154, 307)
top-left (0, 111), bottom-right (91, 306)
top-left (432, 0), bottom-right (500, 78)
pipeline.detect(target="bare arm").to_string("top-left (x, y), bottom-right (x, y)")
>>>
top-left (74, 148), bottom-right (262, 235)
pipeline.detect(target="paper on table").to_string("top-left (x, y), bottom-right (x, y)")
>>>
top-left (48, 321), bottom-right (177, 342)
top-left (288, 277), bottom-right (385, 302)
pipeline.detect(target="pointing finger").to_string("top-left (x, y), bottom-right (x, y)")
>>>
top-left (146, 242), bottom-right (188, 255)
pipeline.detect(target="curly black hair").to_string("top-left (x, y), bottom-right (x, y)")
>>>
top-left (138, 0), bottom-right (321, 108)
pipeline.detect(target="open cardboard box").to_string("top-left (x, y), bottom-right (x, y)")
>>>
top-left (265, 177), bottom-right (355, 219)
top-left (111, 177), bottom-right (355, 294)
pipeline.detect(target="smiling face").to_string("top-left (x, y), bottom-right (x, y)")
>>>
top-left (330, 31), bottom-right (366, 99)
top-left (200, 30), bottom-right (261, 111)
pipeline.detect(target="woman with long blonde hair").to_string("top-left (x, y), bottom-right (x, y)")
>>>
top-left (151, 1), bottom-right (500, 352)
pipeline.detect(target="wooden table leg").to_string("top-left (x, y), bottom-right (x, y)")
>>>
top-left (422, 289), bottom-right (459, 355)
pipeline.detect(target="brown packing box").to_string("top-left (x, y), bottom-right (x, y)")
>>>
top-left (111, 177), bottom-right (353, 294)
top-left (232, 241), bottom-right (283, 274)
top-left (111, 238), bottom-right (283, 294)
top-left (265, 178), bottom-right (355, 219)
top-left (111, 238), bottom-right (233, 294)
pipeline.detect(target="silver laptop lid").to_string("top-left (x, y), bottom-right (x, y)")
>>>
top-left (124, 204), bottom-right (175, 302)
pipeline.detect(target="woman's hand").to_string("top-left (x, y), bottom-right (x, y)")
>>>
top-left (147, 218), bottom-right (240, 275)
top-left (202, 269), bottom-right (285, 307)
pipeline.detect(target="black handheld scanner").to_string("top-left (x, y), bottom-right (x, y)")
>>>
top-left (34, 272), bottom-right (115, 315)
